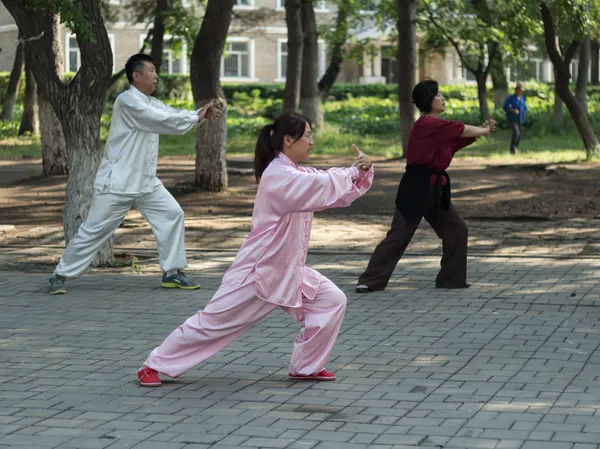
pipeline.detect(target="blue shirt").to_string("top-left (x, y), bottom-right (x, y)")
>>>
top-left (503, 94), bottom-right (527, 124)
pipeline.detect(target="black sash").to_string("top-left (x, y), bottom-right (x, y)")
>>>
top-left (394, 164), bottom-right (451, 224)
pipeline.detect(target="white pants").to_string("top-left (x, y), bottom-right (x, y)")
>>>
top-left (55, 183), bottom-right (187, 278)
top-left (145, 276), bottom-right (347, 378)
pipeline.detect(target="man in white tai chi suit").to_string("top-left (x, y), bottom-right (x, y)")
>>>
top-left (48, 53), bottom-right (221, 295)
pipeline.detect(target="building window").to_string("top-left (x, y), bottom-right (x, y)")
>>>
top-left (138, 35), bottom-right (187, 74)
top-left (315, 0), bottom-right (328, 10)
top-left (277, 39), bottom-right (326, 81)
top-left (66, 35), bottom-right (80, 73)
top-left (235, 0), bottom-right (255, 7)
top-left (278, 0), bottom-right (326, 10)
top-left (221, 38), bottom-right (255, 80)
top-left (278, 40), bottom-right (288, 80)
top-left (66, 33), bottom-right (115, 72)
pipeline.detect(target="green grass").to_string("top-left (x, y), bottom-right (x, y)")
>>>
top-left (0, 136), bottom-right (41, 159)
top-left (146, 123), bottom-right (404, 158)
top-left (459, 129), bottom-right (587, 163)
top-left (0, 126), bottom-right (589, 164)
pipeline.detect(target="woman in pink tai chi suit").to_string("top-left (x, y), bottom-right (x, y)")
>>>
top-left (138, 112), bottom-right (374, 386)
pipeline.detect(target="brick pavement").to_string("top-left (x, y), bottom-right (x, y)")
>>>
top-left (1, 252), bottom-right (600, 448)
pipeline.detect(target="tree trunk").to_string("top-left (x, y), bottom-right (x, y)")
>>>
top-left (3, 0), bottom-right (115, 263)
top-left (63, 114), bottom-right (114, 265)
top-left (591, 39), bottom-right (599, 86)
top-left (39, 92), bottom-right (67, 176)
top-left (19, 52), bottom-right (38, 136)
top-left (2, 39), bottom-right (24, 122)
top-left (575, 34), bottom-right (590, 115)
top-left (151, 0), bottom-right (168, 75)
top-left (283, 0), bottom-right (302, 112)
top-left (396, 0), bottom-right (416, 157)
top-left (490, 52), bottom-right (508, 109)
top-left (552, 89), bottom-right (564, 131)
top-left (300, 0), bottom-right (323, 129)
top-left (40, 14), bottom-right (67, 176)
top-left (318, 0), bottom-right (349, 100)
top-left (540, 2), bottom-right (599, 158)
top-left (190, 0), bottom-right (234, 191)
top-left (475, 72), bottom-right (489, 123)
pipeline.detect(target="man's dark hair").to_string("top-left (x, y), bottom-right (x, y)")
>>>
top-left (412, 79), bottom-right (439, 113)
top-left (125, 54), bottom-right (155, 84)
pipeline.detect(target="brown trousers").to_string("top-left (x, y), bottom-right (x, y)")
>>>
top-left (358, 200), bottom-right (468, 290)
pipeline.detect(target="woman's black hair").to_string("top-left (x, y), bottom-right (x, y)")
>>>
top-left (412, 79), bottom-right (439, 113)
top-left (254, 112), bottom-right (310, 183)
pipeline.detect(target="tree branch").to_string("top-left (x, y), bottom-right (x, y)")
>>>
top-left (483, 41), bottom-right (498, 77)
top-left (424, 4), bottom-right (475, 74)
top-left (564, 40), bottom-right (580, 66)
top-left (1, 1), bottom-right (66, 109)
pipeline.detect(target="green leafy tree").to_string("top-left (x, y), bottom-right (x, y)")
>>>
top-left (124, 0), bottom-right (202, 75)
top-left (190, 0), bottom-right (235, 191)
top-left (533, 0), bottom-right (600, 158)
top-left (4, 0), bottom-right (115, 264)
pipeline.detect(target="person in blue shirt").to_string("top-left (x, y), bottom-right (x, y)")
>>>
top-left (503, 82), bottom-right (527, 154)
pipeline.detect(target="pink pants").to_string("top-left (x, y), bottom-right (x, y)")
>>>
top-left (144, 276), bottom-right (347, 378)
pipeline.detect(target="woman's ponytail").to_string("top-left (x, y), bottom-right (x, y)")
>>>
top-left (254, 124), bottom-right (277, 183)
top-left (253, 113), bottom-right (310, 183)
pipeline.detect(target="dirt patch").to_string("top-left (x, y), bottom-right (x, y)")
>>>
top-left (1, 155), bottom-right (600, 245)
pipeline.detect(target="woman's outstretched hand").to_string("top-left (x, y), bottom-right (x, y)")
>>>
top-left (353, 144), bottom-right (372, 172)
top-left (481, 113), bottom-right (497, 135)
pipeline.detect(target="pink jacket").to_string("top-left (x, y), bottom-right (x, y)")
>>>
top-left (221, 152), bottom-right (374, 307)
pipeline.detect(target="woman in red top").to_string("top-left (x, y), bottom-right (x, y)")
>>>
top-left (356, 79), bottom-right (496, 291)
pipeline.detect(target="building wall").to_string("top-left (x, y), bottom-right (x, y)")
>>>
top-left (0, 1), bottom-right (478, 87)
top-left (0, 28), bottom-right (18, 72)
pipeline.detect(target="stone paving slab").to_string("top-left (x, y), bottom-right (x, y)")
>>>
top-left (1, 252), bottom-right (600, 448)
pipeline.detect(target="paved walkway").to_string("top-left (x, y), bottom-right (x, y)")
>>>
top-left (1, 250), bottom-right (600, 449)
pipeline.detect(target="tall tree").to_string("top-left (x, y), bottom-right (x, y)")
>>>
top-left (18, 50), bottom-right (38, 136)
top-left (490, 52), bottom-right (509, 109)
top-left (318, 0), bottom-right (351, 99)
top-left (150, 0), bottom-right (169, 74)
top-left (300, 0), bottom-right (323, 129)
top-left (4, 0), bottom-right (115, 264)
top-left (283, 0), bottom-right (303, 112)
top-left (420, 0), bottom-right (498, 121)
top-left (592, 39), bottom-right (599, 85)
top-left (190, 0), bottom-right (234, 191)
top-left (575, 34), bottom-right (591, 115)
top-left (396, 0), bottom-right (416, 156)
top-left (39, 15), bottom-right (67, 177)
top-left (538, 1), bottom-right (600, 158)
top-left (125, 0), bottom-right (201, 77)
top-left (420, 0), bottom-right (540, 122)
top-left (1, 38), bottom-right (24, 122)
top-left (553, 86), bottom-right (565, 131)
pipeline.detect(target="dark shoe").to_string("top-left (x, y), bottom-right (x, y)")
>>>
top-left (161, 270), bottom-right (200, 290)
top-left (48, 274), bottom-right (67, 295)
top-left (355, 284), bottom-right (375, 293)
top-left (436, 283), bottom-right (471, 289)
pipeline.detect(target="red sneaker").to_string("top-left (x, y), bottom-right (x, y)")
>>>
top-left (138, 367), bottom-right (162, 387)
top-left (289, 369), bottom-right (336, 381)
